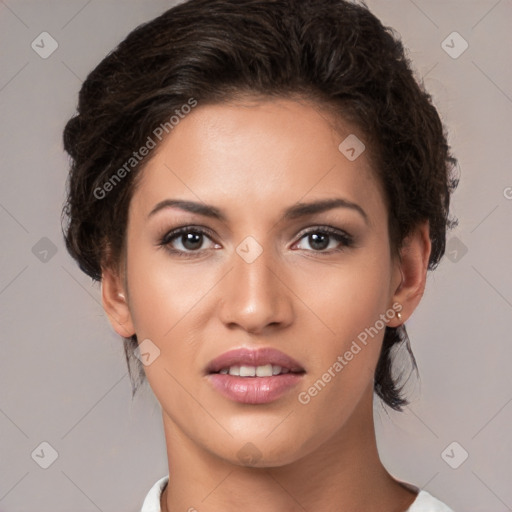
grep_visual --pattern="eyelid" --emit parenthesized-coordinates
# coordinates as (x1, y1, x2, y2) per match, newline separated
(158, 223, 354, 258)
(294, 224, 352, 240)
(160, 225, 216, 243)
(158, 225, 219, 254)
(159, 224, 352, 242)
(292, 225, 354, 251)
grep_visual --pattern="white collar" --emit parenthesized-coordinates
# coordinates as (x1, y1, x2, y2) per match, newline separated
(140, 475, 455, 512)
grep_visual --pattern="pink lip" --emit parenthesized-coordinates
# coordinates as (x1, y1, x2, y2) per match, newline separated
(205, 347, 306, 405)
(207, 373, 304, 404)
(205, 347, 305, 374)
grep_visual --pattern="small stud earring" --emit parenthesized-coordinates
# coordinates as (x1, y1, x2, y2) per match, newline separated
(397, 312, 403, 321)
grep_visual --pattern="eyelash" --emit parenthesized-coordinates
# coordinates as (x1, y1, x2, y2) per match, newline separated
(157, 225, 354, 258)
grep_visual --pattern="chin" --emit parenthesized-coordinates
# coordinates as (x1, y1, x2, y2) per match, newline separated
(228, 446, 302, 469)
(205, 432, 314, 469)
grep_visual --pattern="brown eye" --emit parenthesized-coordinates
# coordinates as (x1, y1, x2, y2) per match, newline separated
(159, 226, 218, 256)
(294, 227, 353, 253)
(176, 231, 204, 251)
(306, 232, 330, 251)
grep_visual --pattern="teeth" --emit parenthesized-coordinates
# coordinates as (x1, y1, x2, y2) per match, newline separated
(228, 365, 240, 376)
(219, 364, 292, 377)
(240, 365, 256, 377)
(256, 364, 273, 377)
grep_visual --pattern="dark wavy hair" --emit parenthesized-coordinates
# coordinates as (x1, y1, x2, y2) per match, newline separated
(61, 0, 458, 410)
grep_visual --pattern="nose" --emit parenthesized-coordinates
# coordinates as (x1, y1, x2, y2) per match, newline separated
(218, 242, 294, 335)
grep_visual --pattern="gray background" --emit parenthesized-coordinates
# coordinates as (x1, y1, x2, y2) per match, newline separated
(1, 1, 511, 511)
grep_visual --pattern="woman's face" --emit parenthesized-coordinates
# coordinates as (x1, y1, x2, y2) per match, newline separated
(112, 97, 405, 465)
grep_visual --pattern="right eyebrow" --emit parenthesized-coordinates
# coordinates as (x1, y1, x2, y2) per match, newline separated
(148, 199, 227, 222)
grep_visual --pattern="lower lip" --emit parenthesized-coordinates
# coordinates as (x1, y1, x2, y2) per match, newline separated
(207, 373, 304, 404)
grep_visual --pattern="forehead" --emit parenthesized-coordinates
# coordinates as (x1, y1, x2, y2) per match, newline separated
(130, 97, 385, 223)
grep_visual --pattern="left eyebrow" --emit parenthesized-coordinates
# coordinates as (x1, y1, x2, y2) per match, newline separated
(147, 197, 368, 225)
(282, 198, 368, 224)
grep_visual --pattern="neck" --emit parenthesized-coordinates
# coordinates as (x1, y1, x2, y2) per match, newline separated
(160, 386, 417, 512)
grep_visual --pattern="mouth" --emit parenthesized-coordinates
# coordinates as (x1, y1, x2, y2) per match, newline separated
(205, 346, 306, 376)
(205, 347, 306, 404)
(210, 364, 304, 377)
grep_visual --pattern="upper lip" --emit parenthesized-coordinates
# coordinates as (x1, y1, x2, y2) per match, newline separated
(206, 347, 306, 374)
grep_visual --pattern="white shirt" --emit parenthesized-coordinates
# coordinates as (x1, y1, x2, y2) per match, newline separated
(140, 475, 455, 511)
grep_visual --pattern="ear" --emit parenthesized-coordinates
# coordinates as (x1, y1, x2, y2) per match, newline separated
(388, 221, 431, 327)
(100, 266, 136, 338)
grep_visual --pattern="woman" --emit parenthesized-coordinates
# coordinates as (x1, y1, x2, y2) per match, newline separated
(61, 0, 458, 510)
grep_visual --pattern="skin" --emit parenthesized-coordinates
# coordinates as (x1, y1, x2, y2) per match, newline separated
(101, 96, 431, 512)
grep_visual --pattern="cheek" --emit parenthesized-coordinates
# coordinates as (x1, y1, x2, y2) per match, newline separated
(303, 252, 392, 344)
(293, 270, 390, 440)
(123, 242, 221, 400)
(124, 248, 208, 408)
(125, 244, 207, 340)
(297, 247, 393, 395)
